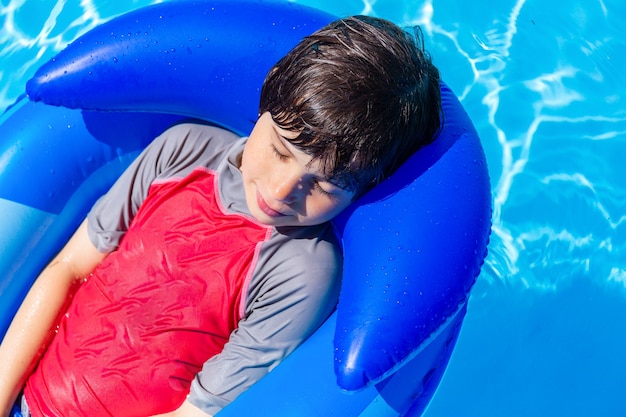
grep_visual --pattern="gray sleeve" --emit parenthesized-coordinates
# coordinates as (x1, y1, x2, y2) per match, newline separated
(188, 226, 342, 415)
(87, 123, 239, 252)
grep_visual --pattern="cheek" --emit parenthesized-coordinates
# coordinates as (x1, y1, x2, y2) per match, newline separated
(240, 144, 263, 179)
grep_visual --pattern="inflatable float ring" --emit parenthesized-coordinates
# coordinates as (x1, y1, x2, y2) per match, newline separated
(0, 1, 491, 415)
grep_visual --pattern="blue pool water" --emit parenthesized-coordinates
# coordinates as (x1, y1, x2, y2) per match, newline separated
(1, 0, 625, 415)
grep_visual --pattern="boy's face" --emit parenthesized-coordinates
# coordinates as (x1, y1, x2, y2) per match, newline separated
(240, 112, 355, 227)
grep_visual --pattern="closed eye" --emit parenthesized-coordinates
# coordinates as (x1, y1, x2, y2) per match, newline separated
(313, 180, 334, 198)
(271, 143, 290, 162)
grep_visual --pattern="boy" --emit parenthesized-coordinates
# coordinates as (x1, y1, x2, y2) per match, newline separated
(0, 15, 441, 417)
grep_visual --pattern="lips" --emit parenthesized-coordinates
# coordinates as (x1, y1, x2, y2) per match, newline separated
(256, 191, 287, 218)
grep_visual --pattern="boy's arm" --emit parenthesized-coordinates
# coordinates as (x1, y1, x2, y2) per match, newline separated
(187, 228, 342, 415)
(0, 220, 106, 417)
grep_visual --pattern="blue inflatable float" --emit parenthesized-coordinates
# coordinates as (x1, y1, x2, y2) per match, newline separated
(0, 1, 491, 415)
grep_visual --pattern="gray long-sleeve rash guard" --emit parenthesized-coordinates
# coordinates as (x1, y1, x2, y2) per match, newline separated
(86, 123, 342, 415)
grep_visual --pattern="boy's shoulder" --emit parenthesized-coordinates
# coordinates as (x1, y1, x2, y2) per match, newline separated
(164, 122, 241, 149)
(262, 223, 342, 278)
(153, 122, 243, 174)
(243, 222, 342, 315)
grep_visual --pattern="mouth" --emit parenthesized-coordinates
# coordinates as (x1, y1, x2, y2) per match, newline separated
(256, 191, 288, 218)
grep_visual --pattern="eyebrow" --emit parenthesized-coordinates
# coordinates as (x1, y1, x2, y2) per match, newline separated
(271, 123, 357, 194)
(273, 130, 349, 191)
(272, 125, 298, 154)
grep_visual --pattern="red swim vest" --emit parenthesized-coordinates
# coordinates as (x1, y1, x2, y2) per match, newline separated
(25, 168, 271, 416)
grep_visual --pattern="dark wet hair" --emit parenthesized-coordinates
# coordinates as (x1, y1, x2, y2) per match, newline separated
(259, 15, 442, 195)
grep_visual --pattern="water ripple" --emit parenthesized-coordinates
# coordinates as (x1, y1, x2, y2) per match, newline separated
(402, 0, 626, 292)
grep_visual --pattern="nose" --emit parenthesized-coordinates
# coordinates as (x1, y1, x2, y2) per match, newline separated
(270, 173, 305, 204)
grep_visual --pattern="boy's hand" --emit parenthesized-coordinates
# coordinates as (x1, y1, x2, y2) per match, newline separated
(150, 399, 212, 417)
